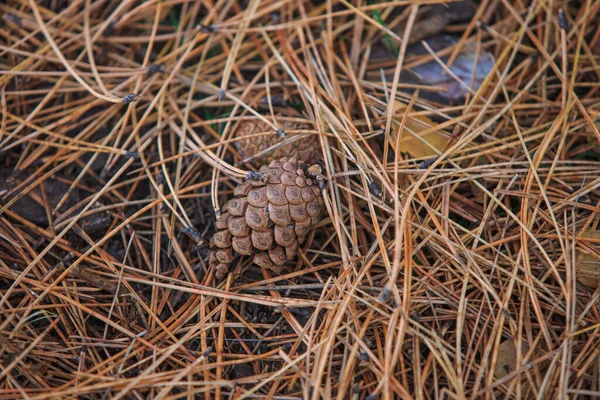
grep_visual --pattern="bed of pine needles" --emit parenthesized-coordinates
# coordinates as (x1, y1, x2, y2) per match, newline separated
(1, 0, 600, 398)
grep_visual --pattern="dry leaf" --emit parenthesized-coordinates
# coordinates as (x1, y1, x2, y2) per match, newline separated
(577, 230, 600, 288)
(391, 101, 451, 159)
(373, 35, 496, 104)
(494, 339, 518, 380)
(404, 35, 495, 103)
(494, 339, 545, 396)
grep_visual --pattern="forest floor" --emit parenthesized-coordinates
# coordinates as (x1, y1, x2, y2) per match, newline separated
(1, 0, 600, 398)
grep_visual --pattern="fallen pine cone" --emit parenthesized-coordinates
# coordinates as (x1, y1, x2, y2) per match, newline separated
(235, 117, 320, 165)
(209, 157, 324, 279)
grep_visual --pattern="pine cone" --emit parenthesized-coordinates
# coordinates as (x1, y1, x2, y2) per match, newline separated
(235, 117, 320, 165)
(209, 157, 324, 279)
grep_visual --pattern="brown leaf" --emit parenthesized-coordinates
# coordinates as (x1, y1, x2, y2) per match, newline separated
(577, 230, 600, 288)
(494, 339, 518, 380)
(392, 101, 451, 159)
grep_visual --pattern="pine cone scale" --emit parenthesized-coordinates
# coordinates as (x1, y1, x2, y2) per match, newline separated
(248, 187, 268, 207)
(274, 225, 295, 247)
(228, 216, 249, 237)
(245, 206, 270, 230)
(252, 229, 274, 250)
(232, 236, 252, 255)
(266, 184, 287, 205)
(289, 203, 309, 222)
(227, 198, 248, 216)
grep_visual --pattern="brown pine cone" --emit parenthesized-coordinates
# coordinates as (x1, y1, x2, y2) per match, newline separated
(235, 117, 320, 165)
(209, 157, 324, 279)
